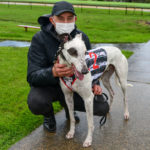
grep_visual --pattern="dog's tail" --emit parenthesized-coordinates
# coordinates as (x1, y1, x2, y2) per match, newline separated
(115, 74, 133, 87)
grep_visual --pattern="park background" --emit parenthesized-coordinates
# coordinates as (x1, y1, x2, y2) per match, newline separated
(0, 0, 150, 149)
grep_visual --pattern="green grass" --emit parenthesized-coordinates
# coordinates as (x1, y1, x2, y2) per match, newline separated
(122, 50, 133, 59)
(0, 47, 62, 150)
(0, 2, 143, 150)
(0, 4, 150, 43)
(2, 0, 150, 8)
(0, 47, 132, 150)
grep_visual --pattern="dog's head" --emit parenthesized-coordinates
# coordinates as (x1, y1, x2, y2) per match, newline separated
(62, 33, 89, 80)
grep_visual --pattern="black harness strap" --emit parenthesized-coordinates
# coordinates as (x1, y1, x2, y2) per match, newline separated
(53, 45, 65, 64)
(53, 33, 72, 64)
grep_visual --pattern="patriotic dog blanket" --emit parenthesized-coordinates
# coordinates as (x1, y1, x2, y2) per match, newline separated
(60, 47, 107, 91)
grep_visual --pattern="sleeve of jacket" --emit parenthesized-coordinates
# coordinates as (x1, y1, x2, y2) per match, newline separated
(27, 33, 59, 86)
(82, 33, 91, 50)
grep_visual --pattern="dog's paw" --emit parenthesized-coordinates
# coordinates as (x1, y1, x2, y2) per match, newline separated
(66, 131, 74, 139)
(83, 138, 92, 147)
(124, 112, 129, 120)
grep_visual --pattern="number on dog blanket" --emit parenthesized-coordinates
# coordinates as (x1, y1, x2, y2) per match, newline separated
(89, 52, 99, 70)
(85, 47, 107, 82)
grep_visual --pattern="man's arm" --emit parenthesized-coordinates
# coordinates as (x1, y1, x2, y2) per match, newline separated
(27, 34, 59, 86)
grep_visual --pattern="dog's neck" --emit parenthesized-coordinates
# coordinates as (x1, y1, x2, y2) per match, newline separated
(58, 54, 71, 67)
(56, 33, 72, 67)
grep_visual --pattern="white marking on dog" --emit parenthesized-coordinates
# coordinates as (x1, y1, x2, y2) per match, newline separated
(58, 33, 130, 147)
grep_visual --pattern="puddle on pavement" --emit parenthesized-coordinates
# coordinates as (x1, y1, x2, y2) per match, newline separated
(0, 40, 30, 47)
(92, 41, 149, 52)
(0, 40, 150, 51)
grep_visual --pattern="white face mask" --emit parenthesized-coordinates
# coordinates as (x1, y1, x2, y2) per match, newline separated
(53, 19, 75, 35)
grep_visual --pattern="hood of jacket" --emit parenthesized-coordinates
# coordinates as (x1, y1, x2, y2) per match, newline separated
(38, 14, 53, 33)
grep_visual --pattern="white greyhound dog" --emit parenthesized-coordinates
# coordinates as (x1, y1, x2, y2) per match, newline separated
(57, 33, 130, 147)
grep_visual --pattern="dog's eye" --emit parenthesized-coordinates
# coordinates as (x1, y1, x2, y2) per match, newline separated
(67, 47, 78, 57)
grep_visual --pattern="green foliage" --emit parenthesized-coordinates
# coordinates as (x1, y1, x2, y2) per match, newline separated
(0, 47, 62, 150)
(0, 2, 142, 150)
(122, 50, 134, 59)
(1, 0, 150, 8)
(76, 8, 150, 43)
(0, 47, 132, 150)
(0, 4, 150, 43)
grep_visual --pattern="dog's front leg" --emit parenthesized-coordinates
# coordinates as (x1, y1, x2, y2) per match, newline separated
(64, 92, 75, 139)
(80, 92, 94, 147)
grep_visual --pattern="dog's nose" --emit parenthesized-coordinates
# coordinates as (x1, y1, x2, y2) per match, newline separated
(81, 66, 89, 74)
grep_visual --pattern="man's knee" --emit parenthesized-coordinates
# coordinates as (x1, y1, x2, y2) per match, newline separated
(27, 87, 52, 116)
(27, 93, 42, 115)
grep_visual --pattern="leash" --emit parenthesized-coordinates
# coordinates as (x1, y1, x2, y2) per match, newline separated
(53, 44, 65, 64)
(99, 93, 109, 127)
(100, 116, 107, 127)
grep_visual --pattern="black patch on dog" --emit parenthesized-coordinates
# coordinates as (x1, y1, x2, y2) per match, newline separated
(67, 47, 78, 57)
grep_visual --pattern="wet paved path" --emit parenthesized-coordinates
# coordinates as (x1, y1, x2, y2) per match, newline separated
(9, 41, 150, 150)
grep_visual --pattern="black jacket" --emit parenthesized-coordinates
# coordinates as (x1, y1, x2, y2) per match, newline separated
(27, 14, 91, 87)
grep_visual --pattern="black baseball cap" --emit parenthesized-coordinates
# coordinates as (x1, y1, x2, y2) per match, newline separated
(52, 1, 76, 16)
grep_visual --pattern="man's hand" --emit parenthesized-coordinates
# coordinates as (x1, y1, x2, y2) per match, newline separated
(52, 60, 74, 77)
(92, 84, 102, 95)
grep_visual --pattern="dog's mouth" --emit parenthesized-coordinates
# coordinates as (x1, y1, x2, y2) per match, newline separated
(72, 64, 84, 80)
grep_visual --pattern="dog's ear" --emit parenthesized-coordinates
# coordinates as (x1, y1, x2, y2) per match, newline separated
(75, 33, 82, 40)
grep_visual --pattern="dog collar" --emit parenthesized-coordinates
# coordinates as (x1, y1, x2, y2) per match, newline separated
(60, 74, 77, 91)
(53, 33, 72, 64)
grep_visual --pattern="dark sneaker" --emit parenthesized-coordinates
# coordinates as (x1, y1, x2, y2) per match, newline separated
(43, 115, 56, 132)
(66, 111, 80, 123)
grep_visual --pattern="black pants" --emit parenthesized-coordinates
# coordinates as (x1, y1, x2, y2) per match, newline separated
(27, 85, 85, 117)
